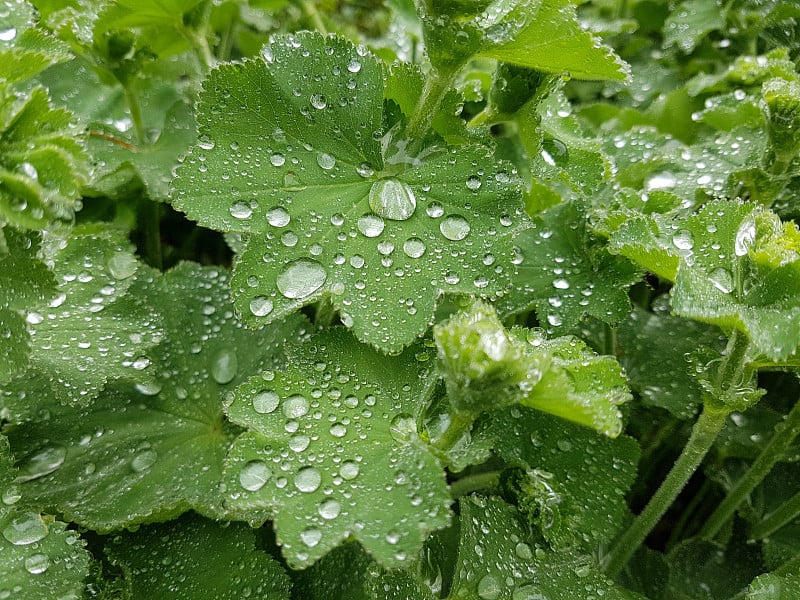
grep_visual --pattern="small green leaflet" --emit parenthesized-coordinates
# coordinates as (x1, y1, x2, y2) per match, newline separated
(0, 435, 90, 600)
(172, 31, 529, 352)
(6, 263, 307, 531)
(663, 0, 726, 54)
(501, 201, 641, 333)
(476, 0, 631, 81)
(107, 514, 291, 600)
(222, 328, 450, 568)
(2, 228, 161, 406)
(0, 86, 89, 230)
(746, 571, 800, 599)
(612, 200, 800, 363)
(0, 0, 71, 84)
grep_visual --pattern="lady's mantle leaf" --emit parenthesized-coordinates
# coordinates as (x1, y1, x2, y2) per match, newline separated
(6, 263, 307, 531)
(222, 328, 450, 569)
(611, 200, 800, 362)
(107, 514, 291, 600)
(0, 435, 90, 600)
(172, 31, 529, 352)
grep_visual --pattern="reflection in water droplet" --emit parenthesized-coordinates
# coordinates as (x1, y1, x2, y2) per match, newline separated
(329, 423, 347, 437)
(734, 217, 756, 256)
(709, 267, 734, 293)
(317, 153, 336, 170)
(230, 202, 252, 219)
(440, 215, 471, 241)
(266, 207, 291, 227)
(369, 178, 416, 221)
(318, 499, 341, 520)
(210, 347, 238, 384)
(552, 278, 570, 290)
(276, 259, 327, 298)
(290, 434, 311, 452)
(253, 390, 280, 414)
(250, 296, 273, 317)
(301, 527, 323, 547)
(131, 449, 157, 472)
(672, 229, 694, 250)
(108, 252, 137, 280)
(240, 460, 271, 491)
(2, 512, 47, 545)
(339, 460, 360, 480)
(283, 394, 310, 418)
(477, 574, 501, 600)
(403, 238, 426, 258)
(310, 94, 327, 109)
(16, 445, 67, 483)
(295, 467, 322, 492)
(24, 552, 51, 575)
(357, 214, 385, 238)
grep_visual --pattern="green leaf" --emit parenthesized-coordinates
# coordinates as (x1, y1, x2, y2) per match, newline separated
(447, 495, 642, 599)
(172, 31, 529, 352)
(746, 571, 800, 599)
(477, 0, 630, 81)
(2, 228, 161, 406)
(483, 410, 640, 550)
(6, 263, 308, 531)
(222, 328, 451, 568)
(0, 86, 89, 229)
(0, 434, 91, 600)
(106, 514, 291, 600)
(617, 304, 725, 419)
(501, 201, 641, 333)
(0, 0, 72, 83)
(290, 542, 374, 600)
(663, 0, 726, 54)
(0, 308, 29, 384)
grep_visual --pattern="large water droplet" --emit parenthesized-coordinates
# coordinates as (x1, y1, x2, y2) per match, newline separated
(477, 574, 502, 600)
(253, 390, 280, 414)
(369, 178, 416, 221)
(310, 94, 327, 109)
(2, 513, 48, 545)
(709, 267, 734, 293)
(301, 527, 323, 547)
(250, 296, 273, 317)
(317, 153, 336, 170)
(16, 445, 67, 483)
(210, 348, 238, 384)
(108, 252, 137, 280)
(318, 499, 341, 520)
(295, 467, 321, 492)
(24, 553, 50, 575)
(283, 394, 310, 418)
(276, 259, 327, 299)
(440, 215, 471, 241)
(402, 237, 426, 258)
(229, 202, 252, 219)
(266, 207, 290, 227)
(734, 217, 756, 256)
(357, 214, 385, 237)
(339, 460, 360, 480)
(131, 449, 157, 472)
(240, 460, 271, 491)
(672, 229, 694, 250)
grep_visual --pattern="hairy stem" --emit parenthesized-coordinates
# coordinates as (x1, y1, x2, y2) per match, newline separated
(450, 471, 502, 498)
(603, 405, 729, 578)
(299, 0, 327, 34)
(750, 489, 800, 541)
(140, 199, 163, 270)
(404, 68, 457, 149)
(122, 84, 145, 145)
(434, 412, 475, 453)
(701, 398, 800, 540)
(314, 296, 337, 328)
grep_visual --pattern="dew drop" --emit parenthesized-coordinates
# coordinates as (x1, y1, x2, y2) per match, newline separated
(318, 499, 341, 519)
(709, 267, 734, 293)
(283, 394, 310, 418)
(552, 278, 570, 290)
(440, 215, 471, 241)
(301, 527, 322, 547)
(131, 449, 157, 473)
(290, 434, 311, 452)
(357, 214, 385, 237)
(347, 58, 362, 73)
(317, 153, 336, 170)
(466, 176, 482, 190)
(270, 153, 286, 167)
(295, 467, 322, 492)
(249, 296, 274, 317)
(329, 422, 347, 437)
(240, 460, 271, 491)
(0, 28, 17, 42)
(210, 347, 238, 384)
(403, 237, 426, 258)
(229, 202, 252, 219)
(2, 513, 47, 545)
(108, 252, 137, 280)
(24, 553, 50, 575)
(253, 390, 280, 414)
(266, 207, 291, 227)
(734, 217, 756, 256)
(477, 574, 501, 600)
(426, 203, 444, 218)
(369, 178, 417, 220)
(672, 229, 694, 250)
(16, 445, 67, 483)
(339, 460, 360, 480)
(310, 94, 327, 109)
(276, 259, 327, 299)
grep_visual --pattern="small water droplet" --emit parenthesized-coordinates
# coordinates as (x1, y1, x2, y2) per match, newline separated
(734, 217, 756, 256)
(357, 214, 385, 237)
(427, 203, 444, 218)
(477, 574, 501, 600)
(317, 153, 336, 170)
(295, 467, 322, 492)
(369, 178, 417, 220)
(16, 445, 67, 483)
(440, 215, 471, 241)
(0, 28, 17, 42)
(266, 207, 290, 227)
(253, 390, 280, 414)
(210, 348, 238, 384)
(301, 527, 322, 547)
(672, 229, 694, 250)
(250, 296, 274, 317)
(310, 94, 327, 109)
(645, 171, 676, 190)
(339, 460, 360, 480)
(240, 460, 271, 491)
(283, 394, 310, 418)
(276, 259, 327, 298)
(290, 434, 311, 452)
(270, 153, 286, 167)
(318, 499, 341, 519)
(466, 176, 482, 190)
(347, 58, 362, 73)
(403, 238, 426, 258)
(329, 423, 347, 437)
(131, 449, 157, 472)
(24, 553, 50, 575)
(230, 202, 252, 219)
(197, 135, 215, 151)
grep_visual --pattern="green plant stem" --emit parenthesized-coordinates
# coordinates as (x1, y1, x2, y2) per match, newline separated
(299, 0, 327, 34)
(701, 398, 800, 540)
(603, 405, 730, 578)
(450, 471, 501, 498)
(434, 412, 475, 453)
(405, 68, 457, 148)
(122, 84, 145, 145)
(750, 488, 800, 540)
(314, 297, 337, 328)
(141, 199, 163, 270)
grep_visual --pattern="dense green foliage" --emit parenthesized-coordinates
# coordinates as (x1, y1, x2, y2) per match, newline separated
(1, 0, 799, 597)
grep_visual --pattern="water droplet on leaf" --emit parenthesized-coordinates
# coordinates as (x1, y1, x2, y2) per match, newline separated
(276, 259, 327, 298)
(240, 460, 271, 491)
(210, 347, 238, 384)
(369, 178, 417, 221)
(440, 215, 471, 241)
